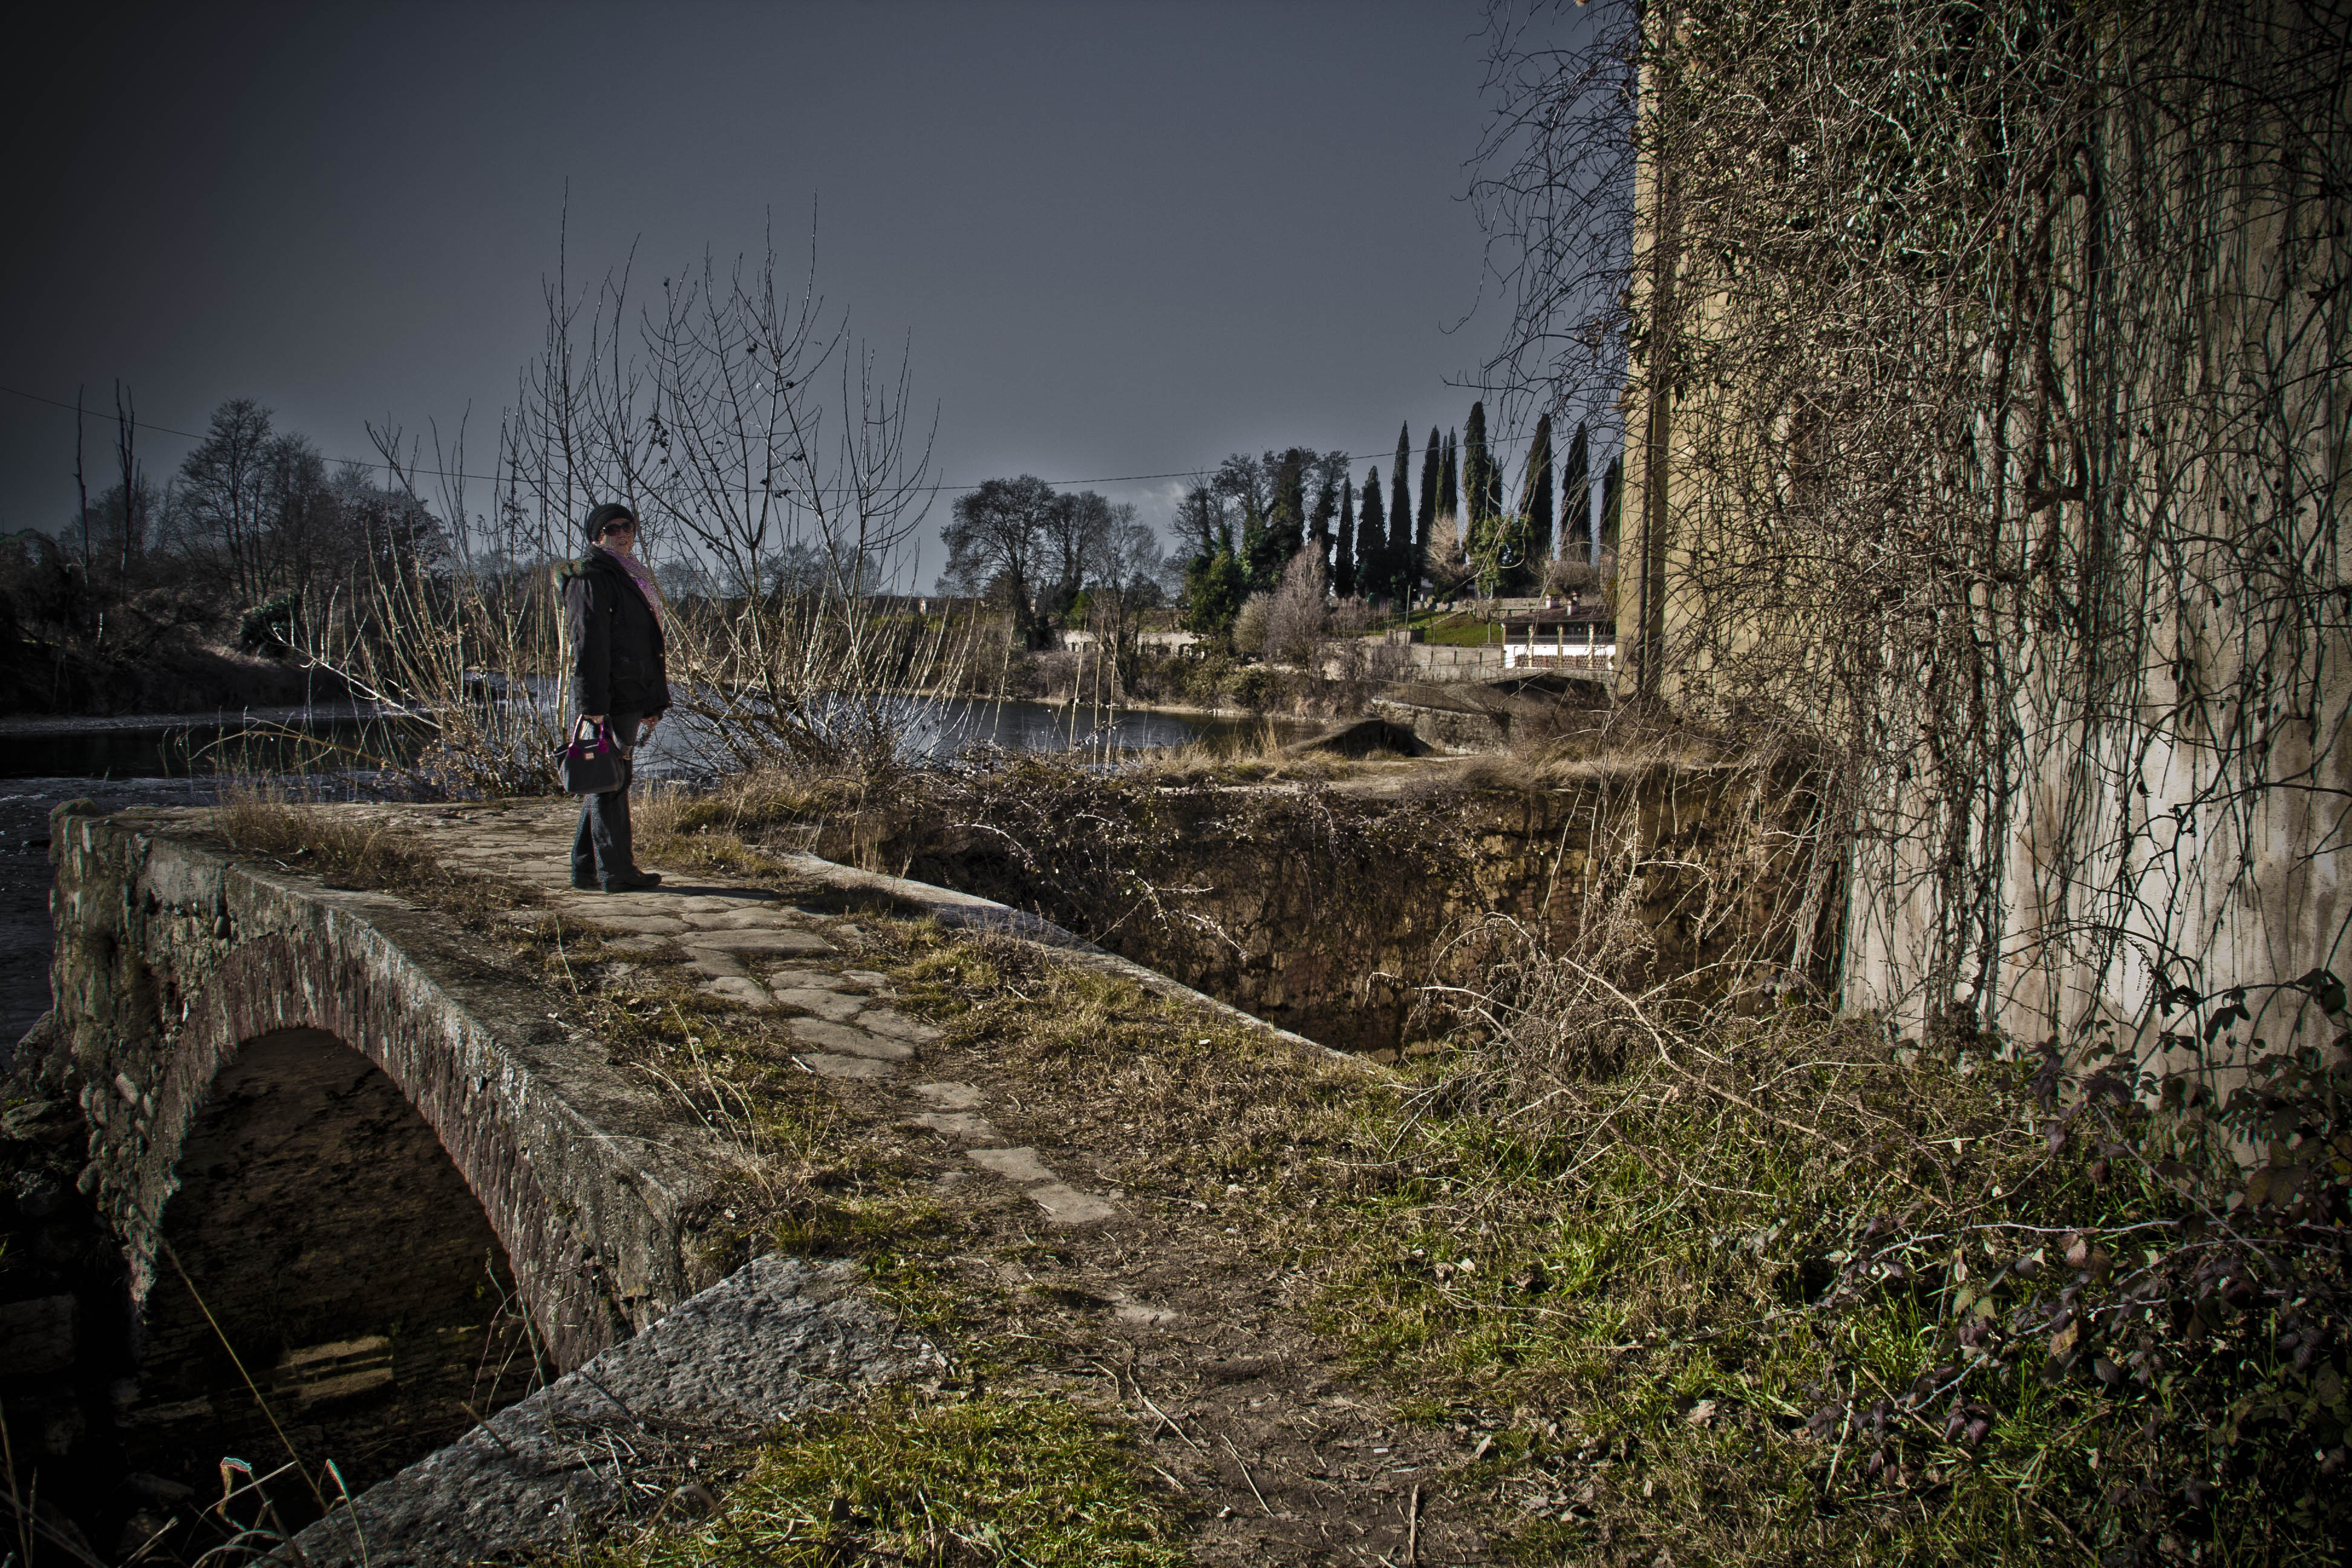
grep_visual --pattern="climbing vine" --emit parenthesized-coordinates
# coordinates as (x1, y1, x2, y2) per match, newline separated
(1483, 0, 2351, 1056)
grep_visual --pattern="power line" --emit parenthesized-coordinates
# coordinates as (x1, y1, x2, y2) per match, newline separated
(4, 381, 1607, 506)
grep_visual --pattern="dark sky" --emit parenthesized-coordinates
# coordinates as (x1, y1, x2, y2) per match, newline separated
(4, 1, 1593, 572)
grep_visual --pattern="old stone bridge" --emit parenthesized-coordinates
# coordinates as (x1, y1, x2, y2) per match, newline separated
(4, 795, 1352, 1564)
(22, 804, 765, 1492)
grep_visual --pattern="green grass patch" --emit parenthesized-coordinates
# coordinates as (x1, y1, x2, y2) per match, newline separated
(1413, 613, 1504, 647)
(572, 1390, 1187, 1568)
(1240, 1014, 2347, 1566)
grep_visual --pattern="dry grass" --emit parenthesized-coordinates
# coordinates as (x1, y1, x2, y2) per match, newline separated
(210, 785, 543, 920)
(214, 786, 454, 894)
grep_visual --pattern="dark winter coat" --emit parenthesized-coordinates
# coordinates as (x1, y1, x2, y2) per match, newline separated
(560, 547, 670, 718)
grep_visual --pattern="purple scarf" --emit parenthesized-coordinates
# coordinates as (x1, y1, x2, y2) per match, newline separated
(603, 546, 664, 630)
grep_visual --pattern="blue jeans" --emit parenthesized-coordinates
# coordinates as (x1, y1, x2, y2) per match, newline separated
(570, 712, 641, 887)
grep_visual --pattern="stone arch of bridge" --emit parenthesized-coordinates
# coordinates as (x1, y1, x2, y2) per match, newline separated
(128, 1025, 535, 1503)
(124, 929, 628, 1376)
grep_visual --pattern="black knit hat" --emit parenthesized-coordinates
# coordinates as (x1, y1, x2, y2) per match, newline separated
(584, 501, 638, 541)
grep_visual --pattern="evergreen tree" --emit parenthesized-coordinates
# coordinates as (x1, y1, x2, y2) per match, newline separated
(1521, 412, 1555, 566)
(1462, 401, 1493, 564)
(1561, 422, 1591, 562)
(1183, 549, 1248, 640)
(1217, 452, 1279, 589)
(1440, 430, 1459, 525)
(1250, 446, 1309, 590)
(1417, 426, 1439, 574)
(1390, 424, 1414, 606)
(1334, 475, 1356, 598)
(1274, 448, 1308, 555)
(1463, 402, 1491, 518)
(1308, 452, 1342, 570)
(1601, 449, 1624, 548)
(1383, 446, 1402, 606)
(1357, 466, 1387, 603)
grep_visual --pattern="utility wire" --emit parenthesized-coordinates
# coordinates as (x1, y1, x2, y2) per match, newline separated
(3, 380, 1606, 500)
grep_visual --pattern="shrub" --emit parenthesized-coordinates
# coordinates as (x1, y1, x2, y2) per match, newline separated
(1262, 550, 1327, 667)
(1229, 592, 1270, 658)
(1223, 664, 1280, 711)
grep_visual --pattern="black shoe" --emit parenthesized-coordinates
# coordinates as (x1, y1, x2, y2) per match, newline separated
(601, 869, 663, 892)
(570, 872, 599, 890)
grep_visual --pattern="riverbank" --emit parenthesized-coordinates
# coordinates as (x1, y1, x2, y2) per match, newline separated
(22, 791, 2301, 1566)
(0, 616, 350, 719)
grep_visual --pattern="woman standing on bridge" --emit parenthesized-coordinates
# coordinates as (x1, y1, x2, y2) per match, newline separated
(561, 502, 670, 892)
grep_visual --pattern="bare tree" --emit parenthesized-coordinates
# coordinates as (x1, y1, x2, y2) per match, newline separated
(1262, 546, 1328, 668)
(448, 212, 949, 776)
(1081, 501, 1170, 691)
(941, 475, 1061, 649)
(1041, 489, 1119, 623)
(1472, 1, 1640, 445)
(111, 382, 140, 584)
(169, 398, 284, 608)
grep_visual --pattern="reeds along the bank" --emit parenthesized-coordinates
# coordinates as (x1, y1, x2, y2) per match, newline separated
(660, 593, 987, 780)
(1119, 718, 1290, 780)
(302, 560, 992, 797)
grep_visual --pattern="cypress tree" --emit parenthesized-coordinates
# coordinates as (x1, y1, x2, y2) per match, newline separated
(1357, 466, 1387, 603)
(1309, 454, 1340, 567)
(1267, 448, 1307, 575)
(1458, 402, 1495, 566)
(1523, 412, 1554, 566)
(1463, 402, 1492, 536)
(1440, 430, 1459, 526)
(1417, 426, 1439, 575)
(1561, 422, 1591, 561)
(1601, 449, 1624, 548)
(1390, 426, 1416, 607)
(1334, 475, 1356, 598)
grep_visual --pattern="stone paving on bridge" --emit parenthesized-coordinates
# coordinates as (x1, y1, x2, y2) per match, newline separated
(360, 799, 1481, 1563)
(417, 801, 1127, 1230)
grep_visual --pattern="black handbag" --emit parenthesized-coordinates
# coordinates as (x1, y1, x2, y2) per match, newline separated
(560, 717, 627, 795)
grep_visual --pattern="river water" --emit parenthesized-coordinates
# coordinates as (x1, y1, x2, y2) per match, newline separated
(0, 697, 1296, 1057)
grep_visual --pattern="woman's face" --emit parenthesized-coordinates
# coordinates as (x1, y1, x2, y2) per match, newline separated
(600, 518, 638, 557)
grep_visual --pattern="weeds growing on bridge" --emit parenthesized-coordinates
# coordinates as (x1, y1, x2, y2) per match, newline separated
(562, 1388, 1184, 1568)
(214, 786, 445, 890)
(211, 786, 543, 921)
